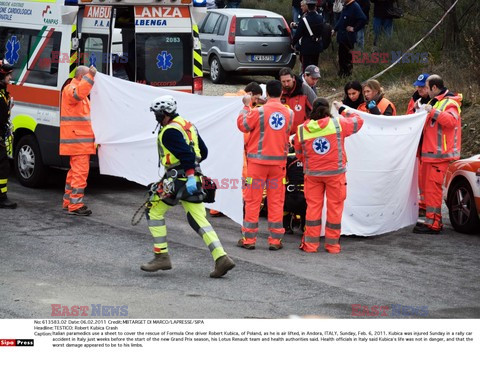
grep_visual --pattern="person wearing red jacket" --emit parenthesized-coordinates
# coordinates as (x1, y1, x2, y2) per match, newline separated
(279, 67, 315, 134)
(406, 73, 430, 217)
(413, 75, 462, 234)
(294, 98, 364, 253)
(237, 80, 294, 250)
(60, 65, 97, 216)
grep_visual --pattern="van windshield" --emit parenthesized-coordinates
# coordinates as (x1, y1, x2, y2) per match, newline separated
(236, 17, 287, 37)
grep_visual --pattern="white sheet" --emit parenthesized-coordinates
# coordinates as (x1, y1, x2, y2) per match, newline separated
(90, 73, 425, 236)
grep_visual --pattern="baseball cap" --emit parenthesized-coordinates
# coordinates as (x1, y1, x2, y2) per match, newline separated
(413, 73, 430, 87)
(305, 65, 320, 79)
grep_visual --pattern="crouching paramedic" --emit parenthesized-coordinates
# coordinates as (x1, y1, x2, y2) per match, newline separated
(141, 95, 235, 278)
(237, 80, 294, 250)
(294, 98, 363, 253)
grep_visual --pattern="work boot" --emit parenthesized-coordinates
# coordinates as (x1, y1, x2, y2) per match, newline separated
(237, 238, 255, 250)
(0, 196, 17, 209)
(412, 223, 441, 235)
(325, 244, 341, 254)
(210, 255, 235, 278)
(140, 253, 172, 272)
(68, 205, 92, 216)
(268, 241, 283, 251)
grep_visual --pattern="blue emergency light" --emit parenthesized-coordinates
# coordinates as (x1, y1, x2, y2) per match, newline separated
(64, 0, 78, 5)
(193, 0, 207, 7)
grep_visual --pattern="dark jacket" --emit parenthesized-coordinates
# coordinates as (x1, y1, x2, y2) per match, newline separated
(161, 119, 208, 172)
(0, 84, 11, 139)
(342, 93, 365, 110)
(334, 1, 367, 46)
(356, 0, 371, 22)
(292, 0, 302, 8)
(292, 10, 324, 55)
(371, 0, 394, 19)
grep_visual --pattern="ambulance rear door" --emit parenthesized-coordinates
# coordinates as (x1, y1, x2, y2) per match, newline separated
(134, 5, 194, 92)
(78, 5, 112, 74)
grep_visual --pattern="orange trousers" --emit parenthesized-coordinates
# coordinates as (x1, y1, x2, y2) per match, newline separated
(423, 161, 449, 231)
(301, 174, 347, 253)
(242, 161, 286, 245)
(418, 158, 427, 210)
(63, 155, 90, 211)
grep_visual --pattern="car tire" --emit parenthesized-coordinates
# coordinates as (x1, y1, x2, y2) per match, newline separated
(447, 178, 480, 234)
(209, 55, 226, 84)
(14, 135, 47, 188)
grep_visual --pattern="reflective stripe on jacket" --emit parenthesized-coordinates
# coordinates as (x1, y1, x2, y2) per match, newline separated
(59, 72, 95, 156)
(421, 91, 462, 163)
(237, 98, 293, 166)
(294, 110, 364, 176)
(158, 116, 201, 170)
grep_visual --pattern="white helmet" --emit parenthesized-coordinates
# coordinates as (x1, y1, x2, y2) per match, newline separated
(150, 95, 177, 114)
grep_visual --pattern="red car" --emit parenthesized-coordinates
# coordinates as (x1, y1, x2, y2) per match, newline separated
(443, 154, 480, 233)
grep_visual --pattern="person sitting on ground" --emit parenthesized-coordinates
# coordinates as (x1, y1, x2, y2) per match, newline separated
(358, 79, 396, 115)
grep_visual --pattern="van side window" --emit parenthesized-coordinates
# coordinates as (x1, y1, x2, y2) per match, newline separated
(201, 13, 221, 34)
(0, 28, 61, 87)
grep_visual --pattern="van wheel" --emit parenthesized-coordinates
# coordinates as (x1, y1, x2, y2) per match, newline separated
(447, 179, 480, 234)
(210, 56, 226, 84)
(14, 135, 47, 188)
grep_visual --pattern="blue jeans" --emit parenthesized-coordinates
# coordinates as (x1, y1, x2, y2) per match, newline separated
(356, 28, 365, 50)
(373, 17, 393, 46)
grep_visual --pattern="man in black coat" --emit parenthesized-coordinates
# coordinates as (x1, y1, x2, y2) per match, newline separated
(291, 0, 324, 72)
(333, 0, 366, 77)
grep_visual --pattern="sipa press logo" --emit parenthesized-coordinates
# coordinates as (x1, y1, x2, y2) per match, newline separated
(51, 304, 128, 317)
(0, 339, 34, 347)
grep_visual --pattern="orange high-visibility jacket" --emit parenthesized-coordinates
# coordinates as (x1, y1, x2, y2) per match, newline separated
(59, 72, 96, 156)
(237, 98, 293, 166)
(358, 97, 396, 115)
(294, 110, 364, 176)
(421, 90, 462, 163)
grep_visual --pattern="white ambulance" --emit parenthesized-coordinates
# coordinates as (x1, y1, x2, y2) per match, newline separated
(0, 0, 206, 187)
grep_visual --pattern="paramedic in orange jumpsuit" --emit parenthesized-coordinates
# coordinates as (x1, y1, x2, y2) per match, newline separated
(237, 80, 293, 250)
(60, 65, 96, 216)
(413, 75, 462, 234)
(406, 73, 430, 217)
(210, 82, 264, 217)
(294, 98, 364, 253)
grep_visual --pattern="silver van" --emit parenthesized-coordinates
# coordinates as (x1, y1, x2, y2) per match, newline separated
(199, 8, 296, 84)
